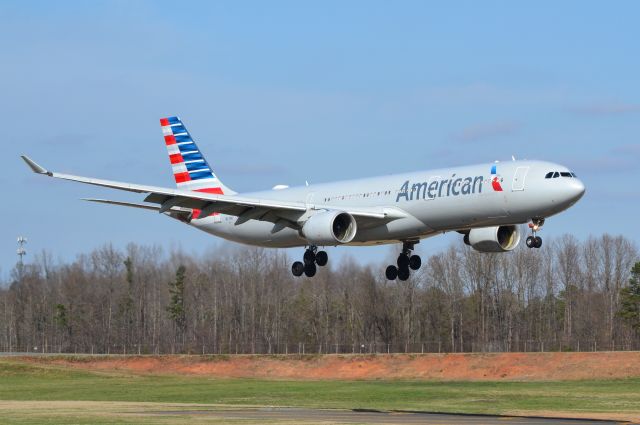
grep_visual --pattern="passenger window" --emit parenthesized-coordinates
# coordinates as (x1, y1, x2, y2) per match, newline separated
(545, 172, 553, 179)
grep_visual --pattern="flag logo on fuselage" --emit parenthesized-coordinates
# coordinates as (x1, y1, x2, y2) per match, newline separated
(490, 164, 503, 192)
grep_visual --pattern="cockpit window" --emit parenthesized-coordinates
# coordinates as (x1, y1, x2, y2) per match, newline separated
(546, 170, 578, 179)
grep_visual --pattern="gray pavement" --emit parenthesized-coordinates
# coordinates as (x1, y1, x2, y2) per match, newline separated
(147, 407, 627, 424)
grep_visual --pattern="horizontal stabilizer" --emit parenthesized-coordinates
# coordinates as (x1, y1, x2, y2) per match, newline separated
(82, 198, 161, 211)
(82, 198, 191, 214)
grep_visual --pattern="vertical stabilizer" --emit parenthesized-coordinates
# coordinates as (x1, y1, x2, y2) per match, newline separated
(160, 116, 236, 195)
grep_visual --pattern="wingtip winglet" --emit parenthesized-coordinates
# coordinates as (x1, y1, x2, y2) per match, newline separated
(21, 155, 51, 175)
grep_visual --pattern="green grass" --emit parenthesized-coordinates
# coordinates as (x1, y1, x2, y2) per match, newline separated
(0, 358, 639, 422)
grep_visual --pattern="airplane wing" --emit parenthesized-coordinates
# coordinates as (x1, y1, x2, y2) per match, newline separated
(22, 156, 405, 229)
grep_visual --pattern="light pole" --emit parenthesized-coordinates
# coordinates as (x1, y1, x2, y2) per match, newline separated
(14, 236, 28, 352)
(17, 236, 27, 278)
(17, 236, 27, 264)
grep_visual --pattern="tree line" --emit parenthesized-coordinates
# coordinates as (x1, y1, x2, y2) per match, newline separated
(1, 233, 639, 355)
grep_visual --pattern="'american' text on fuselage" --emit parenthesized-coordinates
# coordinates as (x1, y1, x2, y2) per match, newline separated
(396, 175, 485, 202)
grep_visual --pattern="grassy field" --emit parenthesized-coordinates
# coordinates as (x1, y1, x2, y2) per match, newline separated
(1, 358, 639, 424)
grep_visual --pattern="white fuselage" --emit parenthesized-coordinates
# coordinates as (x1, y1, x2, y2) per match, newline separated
(191, 160, 585, 248)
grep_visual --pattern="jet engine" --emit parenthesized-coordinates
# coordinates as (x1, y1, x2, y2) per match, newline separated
(301, 211, 357, 245)
(465, 225, 521, 252)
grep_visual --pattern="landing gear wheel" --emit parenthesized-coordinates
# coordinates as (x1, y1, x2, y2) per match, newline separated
(315, 251, 328, 267)
(526, 236, 535, 248)
(385, 265, 398, 280)
(409, 255, 422, 270)
(527, 218, 545, 249)
(303, 250, 316, 265)
(397, 254, 409, 269)
(292, 261, 304, 277)
(304, 262, 317, 277)
(534, 236, 542, 248)
(294, 246, 320, 278)
(397, 267, 410, 281)
(386, 241, 420, 280)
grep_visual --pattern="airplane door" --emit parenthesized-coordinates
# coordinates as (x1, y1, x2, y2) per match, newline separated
(305, 192, 315, 209)
(512, 167, 529, 191)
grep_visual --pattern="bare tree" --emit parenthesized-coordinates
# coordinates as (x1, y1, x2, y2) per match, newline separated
(0, 235, 638, 354)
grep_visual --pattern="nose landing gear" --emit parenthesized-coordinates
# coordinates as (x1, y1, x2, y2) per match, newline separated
(292, 246, 329, 278)
(526, 218, 544, 249)
(385, 241, 421, 281)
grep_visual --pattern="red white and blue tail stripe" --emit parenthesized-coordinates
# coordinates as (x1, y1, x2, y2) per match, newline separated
(160, 116, 235, 195)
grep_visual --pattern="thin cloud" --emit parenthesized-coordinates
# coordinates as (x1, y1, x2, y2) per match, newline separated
(37, 134, 91, 151)
(565, 143, 640, 174)
(423, 83, 567, 106)
(568, 157, 634, 173)
(597, 190, 640, 201)
(218, 163, 286, 176)
(451, 121, 521, 143)
(611, 144, 640, 157)
(572, 102, 640, 116)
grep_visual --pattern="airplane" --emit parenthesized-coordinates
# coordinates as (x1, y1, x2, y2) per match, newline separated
(22, 116, 585, 281)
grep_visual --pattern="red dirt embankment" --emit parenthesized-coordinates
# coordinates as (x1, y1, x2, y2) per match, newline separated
(17, 352, 640, 381)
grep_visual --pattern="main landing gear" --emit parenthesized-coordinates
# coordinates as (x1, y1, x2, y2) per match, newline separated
(385, 241, 421, 281)
(291, 246, 328, 278)
(525, 218, 545, 249)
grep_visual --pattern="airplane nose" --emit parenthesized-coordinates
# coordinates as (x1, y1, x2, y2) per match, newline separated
(567, 179, 586, 202)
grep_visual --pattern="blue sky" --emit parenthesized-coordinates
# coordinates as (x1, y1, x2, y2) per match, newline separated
(1, 1, 639, 276)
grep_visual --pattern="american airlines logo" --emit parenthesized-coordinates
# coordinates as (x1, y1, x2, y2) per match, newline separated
(395, 166, 503, 202)
(490, 164, 503, 192)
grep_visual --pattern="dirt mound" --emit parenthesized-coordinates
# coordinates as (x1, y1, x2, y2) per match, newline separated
(16, 352, 640, 381)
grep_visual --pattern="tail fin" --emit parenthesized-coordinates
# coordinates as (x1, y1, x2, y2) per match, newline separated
(160, 116, 235, 195)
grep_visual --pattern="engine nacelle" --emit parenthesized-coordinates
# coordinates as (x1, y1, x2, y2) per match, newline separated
(301, 211, 357, 245)
(467, 225, 521, 252)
